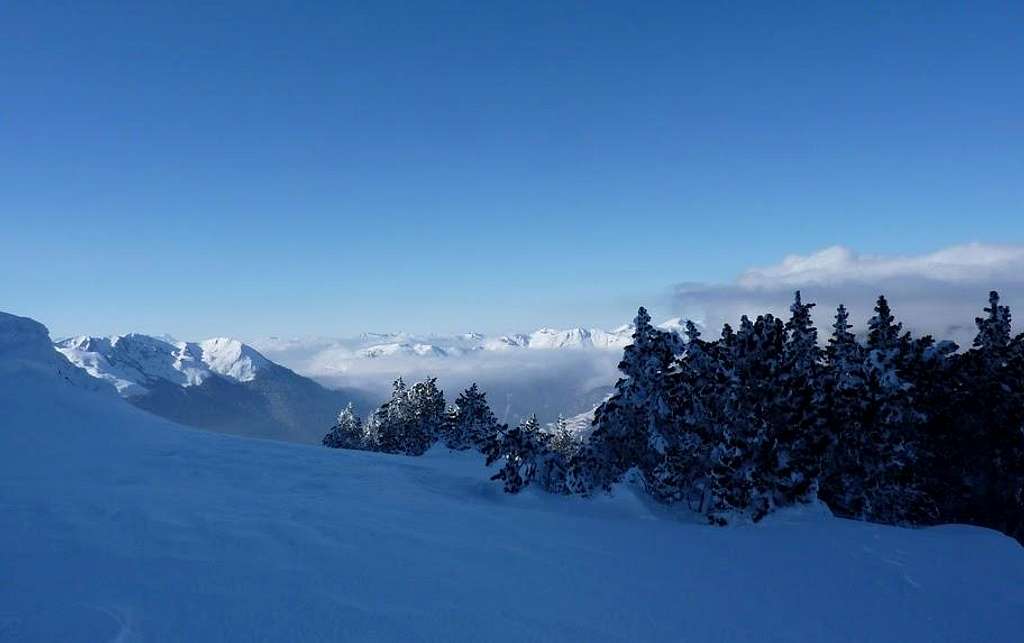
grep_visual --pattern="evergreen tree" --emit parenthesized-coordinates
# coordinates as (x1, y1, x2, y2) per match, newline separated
(974, 290, 1012, 351)
(322, 402, 364, 449)
(535, 419, 574, 494)
(444, 383, 500, 451)
(772, 291, 828, 505)
(362, 378, 409, 453)
(564, 441, 608, 496)
(547, 416, 581, 458)
(858, 296, 933, 524)
(902, 333, 960, 522)
(949, 292, 1024, 539)
(669, 319, 731, 514)
(867, 295, 902, 351)
(587, 306, 682, 495)
(405, 377, 446, 455)
(819, 305, 871, 518)
(364, 377, 444, 456)
(710, 314, 785, 523)
(474, 290, 1024, 542)
(484, 415, 542, 494)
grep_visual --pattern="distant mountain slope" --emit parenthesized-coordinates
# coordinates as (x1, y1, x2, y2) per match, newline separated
(3, 310, 1023, 642)
(56, 333, 373, 443)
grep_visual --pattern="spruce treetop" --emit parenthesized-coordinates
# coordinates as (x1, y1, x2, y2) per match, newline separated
(867, 295, 902, 349)
(974, 290, 1012, 351)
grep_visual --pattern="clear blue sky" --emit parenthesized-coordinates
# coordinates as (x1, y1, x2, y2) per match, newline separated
(2, 1, 1021, 339)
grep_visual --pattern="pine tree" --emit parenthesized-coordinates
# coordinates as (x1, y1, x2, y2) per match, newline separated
(819, 305, 871, 518)
(950, 292, 1024, 539)
(668, 319, 729, 514)
(484, 415, 542, 494)
(444, 383, 500, 451)
(547, 416, 581, 458)
(867, 295, 902, 351)
(405, 377, 445, 455)
(902, 333, 960, 523)
(709, 314, 786, 523)
(322, 402, 364, 449)
(535, 419, 574, 494)
(772, 291, 827, 505)
(364, 377, 444, 456)
(362, 378, 408, 453)
(859, 296, 933, 524)
(587, 306, 682, 495)
(974, 290, 1012, 351)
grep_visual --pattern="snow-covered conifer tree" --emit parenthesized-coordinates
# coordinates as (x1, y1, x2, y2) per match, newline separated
(858, 296, 932, 524)
(404, 377, 445, 455)
(322, 402, 364, 449)
(819, 305, 871, 517)
(444, 383, 500, 451)
(705, 314, 784, 523)
(772, 291, 827, 505)
(547, 416, 581, 458)
(974, 290, 1012, 352)
(665, 319, 726, 511)
(587, 306, 681, 494)
(484, 415, 542, 494)
(362, 377, 444, 456)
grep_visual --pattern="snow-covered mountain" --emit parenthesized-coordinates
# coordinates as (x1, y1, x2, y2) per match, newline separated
(56, 333, 372, 444)
(3, 310, 1023, 642)
(56, 334, 270, 396)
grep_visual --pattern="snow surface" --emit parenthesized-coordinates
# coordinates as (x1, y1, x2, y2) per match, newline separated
(3, 313, 1024, 642)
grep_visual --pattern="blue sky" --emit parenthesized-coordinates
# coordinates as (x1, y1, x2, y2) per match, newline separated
(2, 2, 1021, 339)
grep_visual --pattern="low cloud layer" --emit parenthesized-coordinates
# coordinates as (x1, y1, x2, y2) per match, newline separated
(672, 243, 1024, 346)
(322, 349, 621, 426)
(255, 338, 622, 426)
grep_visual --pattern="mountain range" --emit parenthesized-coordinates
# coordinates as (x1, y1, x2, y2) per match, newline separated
(56, 333, 374, 444)
(51, 319, 685, 443)
(249, 319, 689, 376)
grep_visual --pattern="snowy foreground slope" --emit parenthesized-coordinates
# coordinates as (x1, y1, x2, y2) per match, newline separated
(2, 315, 1024, 642)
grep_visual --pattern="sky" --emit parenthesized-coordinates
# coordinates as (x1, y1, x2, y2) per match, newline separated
(1, 1, 1022, 340)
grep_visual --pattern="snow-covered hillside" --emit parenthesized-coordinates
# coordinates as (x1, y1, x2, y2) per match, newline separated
(2, 311, 1023, 641)
(55, 331, 373, 443)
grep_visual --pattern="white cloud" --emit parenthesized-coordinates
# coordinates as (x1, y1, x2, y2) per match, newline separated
(672, 243, 1024, 346)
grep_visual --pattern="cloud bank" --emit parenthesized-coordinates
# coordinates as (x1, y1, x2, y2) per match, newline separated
(253, 337, 622, 426)
(672, 243, 1024, 346)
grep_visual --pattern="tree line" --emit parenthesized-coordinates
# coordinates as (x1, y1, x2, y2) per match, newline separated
(323, 291, 1024, 542)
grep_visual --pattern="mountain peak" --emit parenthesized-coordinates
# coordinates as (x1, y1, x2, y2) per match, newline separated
(55, 332, 273, 395)
(197, 337, 270, 382)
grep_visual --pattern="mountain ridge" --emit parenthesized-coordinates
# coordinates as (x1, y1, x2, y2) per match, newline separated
(54, 330, 373, 444)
